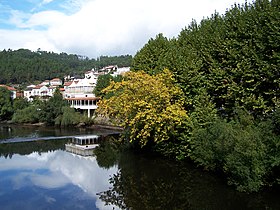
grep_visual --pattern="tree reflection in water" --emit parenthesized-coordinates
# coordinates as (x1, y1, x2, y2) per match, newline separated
(0, 139, 67, 158)
(96, 145, 280, 210)
(94, 137, 120, 169)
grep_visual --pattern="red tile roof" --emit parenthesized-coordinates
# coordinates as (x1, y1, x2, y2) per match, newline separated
(0, 85, 16, 91)
(51, 78, 61, 81)
(64, 81, 73, 86)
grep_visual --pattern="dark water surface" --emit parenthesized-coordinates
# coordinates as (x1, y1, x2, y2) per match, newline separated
(0, 125, 279, 210)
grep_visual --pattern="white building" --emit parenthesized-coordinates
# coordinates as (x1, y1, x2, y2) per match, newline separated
(24, 77, 63, 101)
(64, 70, 98, 99)
(111, 67, 130, 77)
(23, 66, 130, 117)
(64, 66, 130, 117)
(64, 70, 99, 117)
(24, 85, 56, 101)
(50, 78, 62, 86)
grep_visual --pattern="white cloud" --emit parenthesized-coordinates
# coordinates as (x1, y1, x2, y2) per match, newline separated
(42, 0, 54, 4)
(0, 150, 119, 209)
(9, 10, 31, 28)
(0, 29, 58, 52)
(30, 171, 70, 189)
(0, 0, 253, 58)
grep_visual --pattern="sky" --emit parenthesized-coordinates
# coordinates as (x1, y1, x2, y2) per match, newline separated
(0, 0, 253, 58)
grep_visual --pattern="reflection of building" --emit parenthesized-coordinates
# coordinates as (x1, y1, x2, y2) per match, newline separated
(65, 135, 100, 156)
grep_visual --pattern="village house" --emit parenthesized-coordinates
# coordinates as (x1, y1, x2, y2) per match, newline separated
(50, 78, 62, 86)
(24, 84, 56, 101)
(23, 85, 55, 101)
(40, 80, 50, 86)
(0, 85, 17, 99)
(22, 65, 130, 117)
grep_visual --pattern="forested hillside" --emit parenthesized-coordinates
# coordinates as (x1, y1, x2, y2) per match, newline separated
(0, 49, 132, 84)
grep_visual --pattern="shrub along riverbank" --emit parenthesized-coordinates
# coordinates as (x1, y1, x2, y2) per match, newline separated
(97, 0, 280, 193)
(0, 87, 93, 127)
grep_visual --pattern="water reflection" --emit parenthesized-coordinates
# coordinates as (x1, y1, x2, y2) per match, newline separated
(0, 124, 117, 143)
(0, 150, 118, 210)
(1, 127, 280, 210)
(97, 151, 280, 210)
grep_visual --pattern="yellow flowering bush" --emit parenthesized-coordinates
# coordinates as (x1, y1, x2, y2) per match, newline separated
(97, 69, 189, 147)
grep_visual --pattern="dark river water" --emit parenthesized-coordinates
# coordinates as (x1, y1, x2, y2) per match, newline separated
(0, 124, 279, 210)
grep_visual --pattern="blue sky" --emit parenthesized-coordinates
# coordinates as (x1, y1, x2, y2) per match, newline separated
(0, 0, 81, 29)
(0, 0, 253, 58)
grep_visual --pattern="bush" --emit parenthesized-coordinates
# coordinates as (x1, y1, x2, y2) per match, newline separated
(189, 109, 276, 192)
(55, 107, 81, 127)
(12, 106, 40, 124)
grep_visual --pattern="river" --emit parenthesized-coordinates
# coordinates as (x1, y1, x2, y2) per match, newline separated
(0, 124, 279, 210)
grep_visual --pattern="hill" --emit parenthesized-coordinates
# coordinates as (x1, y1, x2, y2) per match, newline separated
(0, 49, 132, 84)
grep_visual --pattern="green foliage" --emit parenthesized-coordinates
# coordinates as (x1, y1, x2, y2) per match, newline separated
(131, 33, 170, 75)
(190, 108, 280, 192)
(96, 55, 132, 69)
(0, 87, 14, 121)
(40, 88, 68, 125)
(11, 105, 40, 124)
(132, 0, 280, 118)
(13, 98, 29, 111)
(55, 106, 81, 127)
(130, 1, 280, 192)
(189, 89, 218, 127)
(0, 49, 132, 84)
(94, 137, 120, 169)
(271, 106, 280, 135)
(94, 74, 123, 98)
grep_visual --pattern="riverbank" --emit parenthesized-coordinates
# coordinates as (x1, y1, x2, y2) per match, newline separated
(1, 120, 123, 132)
(90, 124, 124, 131)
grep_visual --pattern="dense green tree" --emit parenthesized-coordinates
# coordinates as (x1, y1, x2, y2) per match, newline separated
(126, 0, 280, 192)
(131, 33, 170, 75)
(0, 87, 13, 121)
(40, 88, 68, 125)
(189, 108, 280, 192)
(11, 105, 40, 124)
(94, 74, 123, 98)
(132, 0, 280, 118)
(55, 106, 82, 127)
(13, 97, 29, 111)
